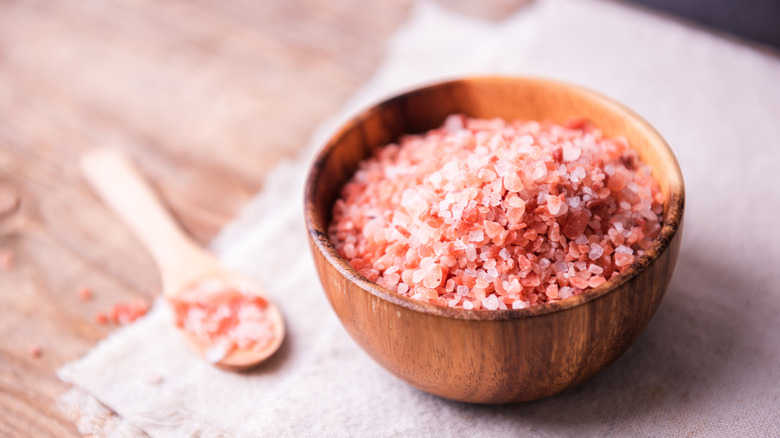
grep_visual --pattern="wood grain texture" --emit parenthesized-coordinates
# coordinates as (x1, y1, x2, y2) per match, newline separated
(0, 0, 528, 435)
(305, 77, 685, 403)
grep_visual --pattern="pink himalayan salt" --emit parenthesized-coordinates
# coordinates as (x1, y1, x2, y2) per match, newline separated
(77, 287, 93, 301)
(329, 114, 664, 310)
(168, 278, 275, 363)
(104, 299, 149, 326)
(28, 344, 41, 358)
(0, 250, 12, 271)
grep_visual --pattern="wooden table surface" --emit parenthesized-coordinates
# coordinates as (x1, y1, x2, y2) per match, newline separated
(0, 0, 523, 436)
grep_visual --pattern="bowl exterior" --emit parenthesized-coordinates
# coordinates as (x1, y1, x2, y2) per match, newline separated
(309, 227, 680, 403)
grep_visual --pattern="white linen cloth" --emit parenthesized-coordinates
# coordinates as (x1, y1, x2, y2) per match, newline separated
(58, 0, 780, 436)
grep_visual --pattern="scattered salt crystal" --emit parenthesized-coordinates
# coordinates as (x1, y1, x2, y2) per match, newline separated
(457, 285, 470, 296)
(462, 300, 474, 310)
(77, 287, 92, 301)
(28, 344, 41, 358)
(499, 248, 511, 260)
(143, 370, 164, 385)
(93, 311, 108, 325)
(204, 343, 229, 364)
(0, 250, 13, 271)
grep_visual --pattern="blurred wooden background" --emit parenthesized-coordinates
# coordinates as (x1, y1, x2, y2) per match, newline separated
(0, 0, 524, 436)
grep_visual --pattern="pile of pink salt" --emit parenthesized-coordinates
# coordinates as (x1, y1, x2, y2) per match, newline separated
(168, 278, 276, 363)
(329, 114, 664, 310)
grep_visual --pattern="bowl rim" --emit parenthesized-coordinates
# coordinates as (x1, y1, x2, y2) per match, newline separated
(304, 75, 685, 321)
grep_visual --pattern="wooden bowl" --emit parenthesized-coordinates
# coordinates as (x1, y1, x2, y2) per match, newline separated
(304, 76, 685, 403)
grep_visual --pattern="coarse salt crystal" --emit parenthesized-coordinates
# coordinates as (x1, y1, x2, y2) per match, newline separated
(547, 196, 562, 215)
(512, 300, 528, 309)
(504, 172, 524, 192)
(571, 167, 586, 183)
(482, 294, 500, 310)
(563, 144, 582, 162)
(588, 243, 604, 260)
(614, 252, 635, 267)
(469, 230, 484, 242)
(532, 162, 547, 180)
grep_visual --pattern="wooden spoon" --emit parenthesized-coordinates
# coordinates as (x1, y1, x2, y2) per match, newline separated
(80, 147, 285, 371)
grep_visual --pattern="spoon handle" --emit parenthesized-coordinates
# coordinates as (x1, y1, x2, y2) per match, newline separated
(80, 148, 206, 288)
